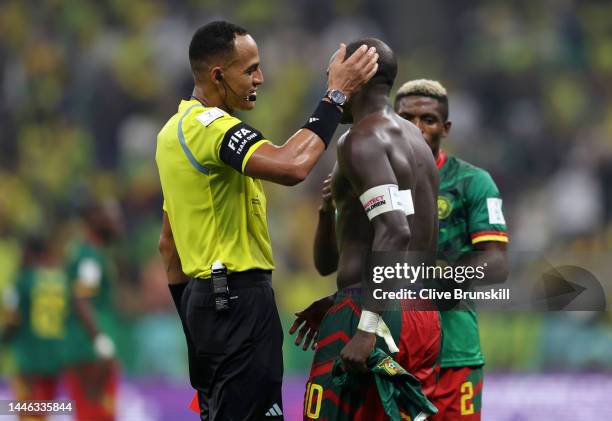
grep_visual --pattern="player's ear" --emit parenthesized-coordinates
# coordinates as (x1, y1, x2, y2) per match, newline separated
(443, 120, 452, 138)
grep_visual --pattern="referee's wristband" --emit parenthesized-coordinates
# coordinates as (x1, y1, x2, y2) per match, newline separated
(302, 99, 342, 148)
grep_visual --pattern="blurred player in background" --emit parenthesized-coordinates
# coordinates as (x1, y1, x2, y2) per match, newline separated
(1, 234, 68, 420)
(394, 79, 509, 420)
(291, 39, 441, 421)
(62, 199, 123, 421)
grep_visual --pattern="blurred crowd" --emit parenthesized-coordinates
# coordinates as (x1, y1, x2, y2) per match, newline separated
(1, 0, 612, 379)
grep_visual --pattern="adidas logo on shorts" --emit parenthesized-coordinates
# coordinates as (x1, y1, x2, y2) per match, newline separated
(265, 403, 283, 417)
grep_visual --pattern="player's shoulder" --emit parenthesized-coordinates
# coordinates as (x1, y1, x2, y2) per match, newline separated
(337, 127, 376, 161)
(451, 156, 492, 179)
(194, 107, 233, 127)
(337, 126, 359, 151)
(394, 113, 423, 138)
(338, 113, 394, 151)
(182, 106, 243, 137)
(450, 156, 500, 196)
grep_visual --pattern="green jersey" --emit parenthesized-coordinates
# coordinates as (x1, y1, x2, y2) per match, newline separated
(63, 241, 117, 364)
(332, 348, 438, 420)
(436, 151, 508, 367)
(4, 267, 69, 375)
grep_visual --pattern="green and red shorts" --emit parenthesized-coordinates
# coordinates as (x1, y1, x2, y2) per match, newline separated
(304, 288, 441, 420)
(64, 360, 119, 421)
(12, 374, 60, 420)
(430, 366, 483, 421)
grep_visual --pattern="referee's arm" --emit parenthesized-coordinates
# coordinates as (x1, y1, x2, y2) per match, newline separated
(244, 129, 327, 186)
(159, 212, 188, 285)
(244, 46, 378, 186)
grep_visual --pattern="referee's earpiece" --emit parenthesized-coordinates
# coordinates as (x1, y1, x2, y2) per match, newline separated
(214, 71, 256, 102)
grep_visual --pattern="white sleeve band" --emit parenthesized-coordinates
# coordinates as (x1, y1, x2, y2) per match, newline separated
(357, 310, 400, 353)
(94, 333, 116, 359)
(359, 184, 402, 220)
(398, 189, 415, 216)
(77, 258, 102, 288)
(359, 185, 414, 220)
(376, 318, 400, 353)
(357, 310, 381, 333)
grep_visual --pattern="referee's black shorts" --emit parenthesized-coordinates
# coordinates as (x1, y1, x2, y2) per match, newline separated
(170, 270, 284, 421)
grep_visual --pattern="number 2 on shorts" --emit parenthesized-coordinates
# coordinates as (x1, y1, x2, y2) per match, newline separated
(460, 381, 475, 415)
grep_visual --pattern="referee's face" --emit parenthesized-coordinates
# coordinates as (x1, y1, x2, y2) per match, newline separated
(223, 34, 263, 111)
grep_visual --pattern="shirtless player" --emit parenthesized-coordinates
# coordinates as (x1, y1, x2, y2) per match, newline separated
(291, 38, 441, 421)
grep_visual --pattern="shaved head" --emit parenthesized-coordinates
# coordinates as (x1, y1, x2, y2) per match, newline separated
(345, 38, 397, 89)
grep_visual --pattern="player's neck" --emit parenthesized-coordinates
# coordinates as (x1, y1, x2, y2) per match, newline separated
(351, 85, 390, 123)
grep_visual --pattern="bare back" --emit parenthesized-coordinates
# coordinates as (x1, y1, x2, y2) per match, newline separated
(332, 108, 439, 289)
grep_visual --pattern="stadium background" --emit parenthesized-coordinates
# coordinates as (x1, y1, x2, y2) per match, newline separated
(1, 0, 612, 419)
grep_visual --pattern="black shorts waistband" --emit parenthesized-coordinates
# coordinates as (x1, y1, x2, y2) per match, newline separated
(193, 269, 272, 291)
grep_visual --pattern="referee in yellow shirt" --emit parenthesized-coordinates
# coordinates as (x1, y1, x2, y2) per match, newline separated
(156, 21, 378, 420)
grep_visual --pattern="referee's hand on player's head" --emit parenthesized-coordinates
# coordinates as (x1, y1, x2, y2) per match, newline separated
(327, 44, 379, 100)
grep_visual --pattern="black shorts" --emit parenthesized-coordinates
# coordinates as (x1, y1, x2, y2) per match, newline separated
(171, 270, 284, 421)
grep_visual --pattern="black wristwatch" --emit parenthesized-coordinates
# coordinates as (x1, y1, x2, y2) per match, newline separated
(325, 89, 347, 108)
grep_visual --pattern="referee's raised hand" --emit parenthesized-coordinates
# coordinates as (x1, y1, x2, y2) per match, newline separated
(327, 43, 379, 100)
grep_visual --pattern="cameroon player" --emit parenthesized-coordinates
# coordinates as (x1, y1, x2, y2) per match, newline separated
(1, 234, 69, 420)
(296, 78, 510, 420)
(62, 199, 123, 421)
(291, 40, 441, 421)
(394, 79, 509, 420)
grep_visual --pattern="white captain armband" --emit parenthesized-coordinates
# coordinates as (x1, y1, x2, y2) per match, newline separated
(359, 184, 415, 220)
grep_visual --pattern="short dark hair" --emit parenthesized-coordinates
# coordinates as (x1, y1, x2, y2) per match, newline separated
(345, 38, 397, 89)
(189, 21, 248, 76)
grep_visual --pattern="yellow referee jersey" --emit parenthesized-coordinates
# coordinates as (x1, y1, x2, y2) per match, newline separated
(156, 99, 274, 278)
